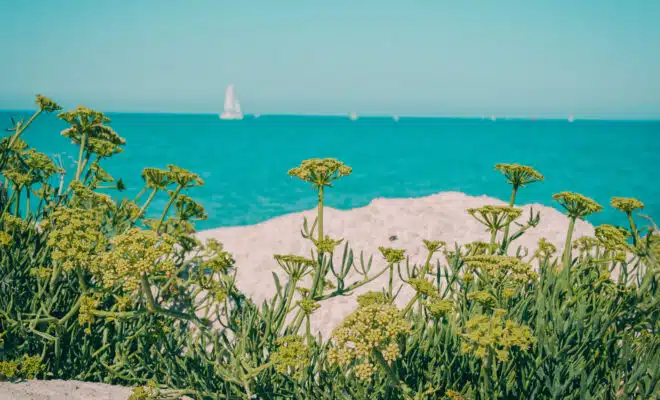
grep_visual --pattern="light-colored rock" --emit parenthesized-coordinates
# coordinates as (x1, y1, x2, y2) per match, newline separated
(196, 191, 594, 339)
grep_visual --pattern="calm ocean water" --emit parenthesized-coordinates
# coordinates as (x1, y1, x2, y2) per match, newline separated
(2, 111, 659, 231)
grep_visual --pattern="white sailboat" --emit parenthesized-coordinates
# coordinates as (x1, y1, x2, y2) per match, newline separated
(348, 112, 358, 121)
(568, 115, 575, 123)
(220, 84, 243, 120)
(393, 115, 400, 122)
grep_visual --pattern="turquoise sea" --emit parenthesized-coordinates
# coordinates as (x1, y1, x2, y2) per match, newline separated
(2, 111, 659, 231)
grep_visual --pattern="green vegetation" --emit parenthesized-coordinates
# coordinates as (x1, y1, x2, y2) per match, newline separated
(1, 96, 659, 399)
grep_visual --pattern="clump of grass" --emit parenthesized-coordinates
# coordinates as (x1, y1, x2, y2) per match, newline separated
(1, 96, 659, 399)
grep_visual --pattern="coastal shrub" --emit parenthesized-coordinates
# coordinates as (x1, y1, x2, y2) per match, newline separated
(0, 96, 659, 399)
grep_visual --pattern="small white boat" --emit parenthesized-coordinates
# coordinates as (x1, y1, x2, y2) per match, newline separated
(393, 115, 400, 122)
(490, 116, 497, 121)
(220, 84, 243, 120)
(348, 112, 358, 121)
(254, 114, 261, 119)
(568, 115, 575, 123)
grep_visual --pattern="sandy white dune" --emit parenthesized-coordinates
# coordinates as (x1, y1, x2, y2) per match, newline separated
(1, 192, 595, 400)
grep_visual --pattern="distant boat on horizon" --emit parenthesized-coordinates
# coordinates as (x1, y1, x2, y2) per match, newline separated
(349, 112, 358, 121)
(490, 116, 497, 121)
(568, 115, 575, 123)
(393, 115, 400, 122)
(220, 84, 243, 120)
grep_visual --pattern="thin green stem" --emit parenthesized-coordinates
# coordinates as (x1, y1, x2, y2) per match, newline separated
(489, 230, 498, 254)
(74, 133, 88, 181)
(156, 185, 182, 233)
(501, 185, 518, 251)
(317, 186, 324, 242)
(402, 293, 421, 315)
(137, 188, 158, 221)
(626, 212, 639, 247)
(8, 109, 42, 147)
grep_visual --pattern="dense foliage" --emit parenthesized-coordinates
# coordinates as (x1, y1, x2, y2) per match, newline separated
(1, 96, 658, 399)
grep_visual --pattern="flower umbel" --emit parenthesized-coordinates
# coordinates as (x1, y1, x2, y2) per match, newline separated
(328, 304, 411, 380)
(287, 158, 352, 189)
(495, 163, 544, 187)
(552, 192, 603, 219)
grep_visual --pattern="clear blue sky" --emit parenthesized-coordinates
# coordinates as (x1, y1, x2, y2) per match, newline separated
(1, 0, 659, 117)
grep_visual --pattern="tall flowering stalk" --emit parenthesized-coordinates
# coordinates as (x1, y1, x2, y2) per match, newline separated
(288, 158, 351, 242)
(494, 164, 543, 250)
(552, 192, 603, 276)
(57, 106, 125, 182)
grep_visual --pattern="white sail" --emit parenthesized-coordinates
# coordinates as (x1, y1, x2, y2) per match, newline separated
(220, 84, 244, 120)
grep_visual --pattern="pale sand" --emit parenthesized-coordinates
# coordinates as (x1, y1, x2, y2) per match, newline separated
(1, 192, 594, 399)
(0, 380, 133, 400)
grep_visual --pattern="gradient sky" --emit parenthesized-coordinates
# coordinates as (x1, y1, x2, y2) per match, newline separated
(1, 0, 659, 117)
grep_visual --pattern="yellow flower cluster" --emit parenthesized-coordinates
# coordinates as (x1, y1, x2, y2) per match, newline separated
(0, 355, 42, 380)
(141, 167, 171, 189)
(198, 239, 235, 273)
(464, 241, 497, 256)
(0, 231, 12, 247)
(461, 314, 534, 362)
(297, 298, 320, 315)
(495, 163, 544, 187)
(533, 238, 557, 260)
(69, 181, 116, 210)
(572, 236, 599, 253)
(93, 228, 176, 292)
(313, 234, 344, 253)
(356, 291, 389, 307)
(23, 149, 62, 178)
(610, 197, 644, 214)
(424, 298, 454, 319)
(552, 192, 603, 219)
(45, 207, 106, 272)
(467, 291, 497, 308)
(595, 224, 631, 253)
(2, 214, 29, 231)
(29, 267, 53, 280)
(445, 390, 465, 400)
(58, 106, 125, 148)
(167, 164, 204, 188)
(328, 304, 411, 380)
(467, 205, 523, 232)
(271, 335, 311, 379)
(353, 361, 377, 381)
(87, 138, 123, 158)
(463, 255, 537, 285)
(35, 94, 61, 113)
(408, 278, 437, 298)
(173, 193, 207, 221)
(378, 246, 406, 264)
(3, 168, 32, 187)
(288, 158, 352, 188)
(423, 239, 446, 253)
(78, 295, 101, 334)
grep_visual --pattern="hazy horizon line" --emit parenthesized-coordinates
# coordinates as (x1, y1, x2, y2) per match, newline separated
(1, 108, 659, 122)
